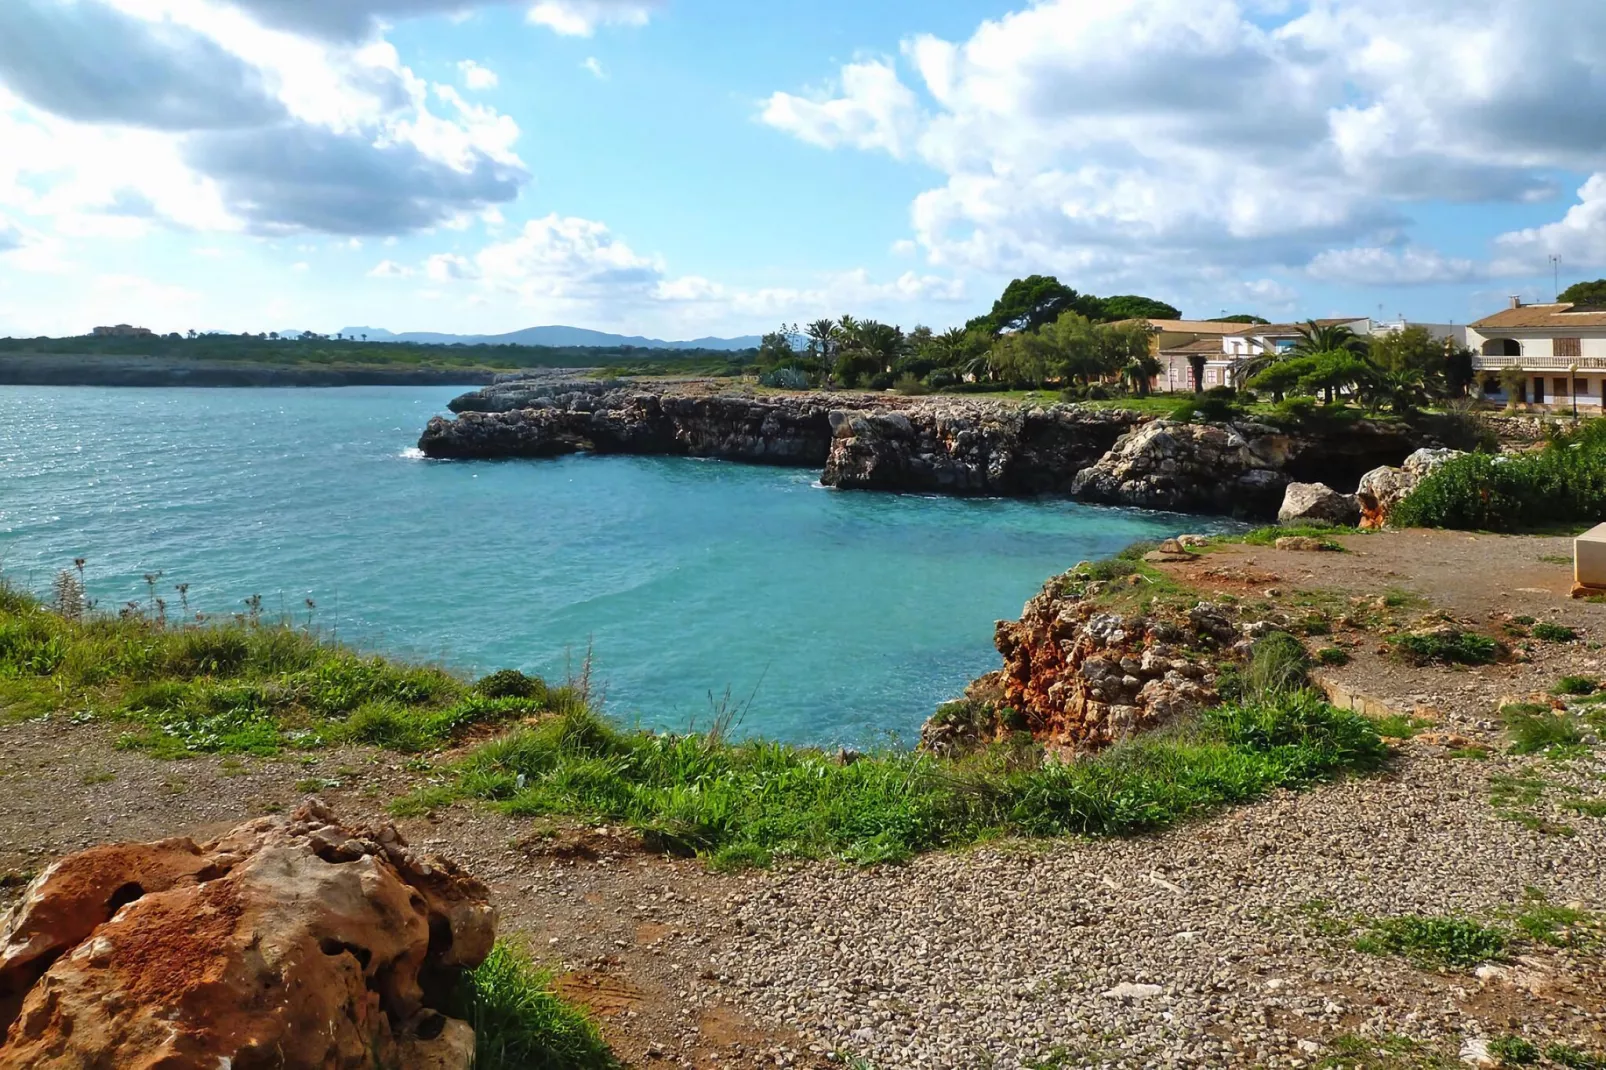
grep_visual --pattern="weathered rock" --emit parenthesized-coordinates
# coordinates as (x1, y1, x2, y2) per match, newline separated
(1143, 538, 1196, 564)
(921, 571, 1224, 755)
(0, 801, 494, 1069)
(1277, 481, 1360, 526)
(1355, 447, 1466, 528)
(1068, 420, 1299, 517)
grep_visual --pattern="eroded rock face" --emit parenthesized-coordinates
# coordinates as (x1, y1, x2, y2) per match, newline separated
(0, 801, 494, 1070)
(1069, 420, 1298, 517)
(1278, 481, 1360, 526)
(1355, 447, 1466, 529)
(820, 404, 1141, 495)
(921, 572, 1225, 755)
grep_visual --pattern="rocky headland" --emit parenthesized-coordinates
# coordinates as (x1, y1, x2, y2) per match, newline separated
(421, 379, 1441, 515)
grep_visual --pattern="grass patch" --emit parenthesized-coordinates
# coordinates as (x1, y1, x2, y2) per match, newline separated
(1314, 646, 1351, 666)
(405, 686, 1388, 868)
(453, 942, 617, 1070)
(1315, 1034, 1459, 1069)
(1553, 676, 1600, 697)
(1532, 623, 1580, 643)
(1502, 707, 1588, 756)
(1354, 915, 1507, 969)
(1236, 523, 1351, 548)
(1489, 1036, 1540, 1066)
(0, 581, 555, 758)
(1372, 714, 1434, 740)
(1391, 630, 1502, 666)
(1509, 889, 1600, 949)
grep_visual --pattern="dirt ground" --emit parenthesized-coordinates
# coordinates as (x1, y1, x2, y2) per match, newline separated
(0, 528, 1601, 1067)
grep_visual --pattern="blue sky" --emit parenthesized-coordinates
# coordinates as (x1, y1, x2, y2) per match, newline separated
(2, 0, 1606, 340)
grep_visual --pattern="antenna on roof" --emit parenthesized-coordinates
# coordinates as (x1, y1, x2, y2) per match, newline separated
(1551, 255, 1561, 302)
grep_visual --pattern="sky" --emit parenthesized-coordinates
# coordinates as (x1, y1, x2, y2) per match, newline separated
(3, 0, 1606, 340)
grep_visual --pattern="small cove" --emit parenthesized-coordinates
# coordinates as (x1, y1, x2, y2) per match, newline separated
(0, 385, 1234, 745)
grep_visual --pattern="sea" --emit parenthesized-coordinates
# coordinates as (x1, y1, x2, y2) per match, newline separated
(0, 385, 1231, 746)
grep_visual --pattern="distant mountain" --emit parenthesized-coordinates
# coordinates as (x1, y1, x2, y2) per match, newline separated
(337, 325, 762, 350)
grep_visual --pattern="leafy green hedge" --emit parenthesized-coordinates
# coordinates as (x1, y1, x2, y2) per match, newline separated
(1392, 418, 1606, 531)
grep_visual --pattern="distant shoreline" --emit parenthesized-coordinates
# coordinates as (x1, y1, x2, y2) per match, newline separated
(0, 353, 519, 388)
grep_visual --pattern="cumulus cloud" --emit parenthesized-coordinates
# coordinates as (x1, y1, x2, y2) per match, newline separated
(225, 0, 654, 41)
(0, 216, 23, 253)
(1307, 246, 1487, 286)
(458, 60, 498, 90)
(762, 0, 1606, 294)
(0, 0, 530, 239)
(582, 57, 606, 79)
(0, 0, 283, 130)
(1492, 173, 1606, 274)
(425, 252, 480, 280)
(368, 258, 413, 277)
(527, 1, 654, 37)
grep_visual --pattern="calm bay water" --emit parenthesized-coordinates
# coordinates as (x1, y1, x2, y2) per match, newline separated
(0, 386, 1224, 745)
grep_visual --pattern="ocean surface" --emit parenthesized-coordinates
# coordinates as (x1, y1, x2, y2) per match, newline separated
(0, 386, 1230, 745)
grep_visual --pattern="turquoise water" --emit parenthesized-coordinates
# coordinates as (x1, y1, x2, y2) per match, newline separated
(0, 386, 1225, 745)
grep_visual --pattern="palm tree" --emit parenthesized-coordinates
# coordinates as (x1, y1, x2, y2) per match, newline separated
(1293, 320, 1368, 357)
(805, 319, 838, 362)
(1123, 353, 1162, 397)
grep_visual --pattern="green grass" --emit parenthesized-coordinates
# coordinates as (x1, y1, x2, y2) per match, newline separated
(1372, 714, 1434, 740)
(1553, 676, 1600, 697)
(1353, 915, 1507, 969)
(0, 582, 558, 757)
(1509, 889, 1600, 949)
(1532, 623, 1580, 643)
(401, 687, 1388, 868)
(1489, 1036, 1541, 1066)
(1315, 646, 1351, 666)
(1236, 523, 1351, 548)
(1391, 630, 1502, 666)
(1502, 706, 1589, 755)
(453, 942, 617, 1070)
(1315, 1033, 1459, 1069)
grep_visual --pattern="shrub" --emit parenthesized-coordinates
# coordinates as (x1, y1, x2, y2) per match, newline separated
(477, 668, 547, 702)
(893, 374, 931, 396)
(1392, 417, 1606, 531)
(1238, 632, 1311, 701)
(1354, 915, 1507, 968)
(1391, 630, 1501, 666)
(1488, 1036, 1540, 1066)
(1315, 647, 1351, 666)
(757, 366, 810, 390)
(1532, 622, 1579, 643)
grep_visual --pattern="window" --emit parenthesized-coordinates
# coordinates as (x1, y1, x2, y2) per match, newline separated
(1580, 379, 1594, 396)
(1555, 337, 1582, 358)
(1555, 377, 1570, 396)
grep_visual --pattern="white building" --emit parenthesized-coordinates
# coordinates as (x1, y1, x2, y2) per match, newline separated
(1466, 299, 1606, 410)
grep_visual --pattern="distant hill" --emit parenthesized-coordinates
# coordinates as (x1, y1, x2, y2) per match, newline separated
(337, 325, 762, 351)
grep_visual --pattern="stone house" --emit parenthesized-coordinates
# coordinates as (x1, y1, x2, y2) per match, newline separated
(1467, 299, 1606, 411)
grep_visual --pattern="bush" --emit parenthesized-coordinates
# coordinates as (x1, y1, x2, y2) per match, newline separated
(1532, 622, 1578, 643)
(893, 373, 931, 396)
(1502, 706, 1587, 755)
(1170, 393, 1244, 424)
(757, 366, 810, 390)
(1392, 418, 1606, 531)
(1315, 647, 1351, 666)
(477, 668, 547, 702)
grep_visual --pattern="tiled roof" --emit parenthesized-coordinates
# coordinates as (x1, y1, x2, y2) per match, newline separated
(1160, 338, 1230, 355)
(1111, 319, 1253, 335)
(1471, 303, 1606, 329)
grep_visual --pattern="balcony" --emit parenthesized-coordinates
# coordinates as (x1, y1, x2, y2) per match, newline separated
(1472, 354, 1606, 371)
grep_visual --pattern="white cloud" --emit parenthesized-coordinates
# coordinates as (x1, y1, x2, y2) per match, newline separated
(1492, 173, 1606, 274)
(291, 261, 311, 272)
(582, 57, 606, 79)
(526, 1, 653, 37)
(1307, 246, 1486, 286)
(762, 59, 921, 159)
(369, 258, 414, 277)
(458, 60, 499, 91)
(761, 0, 1606, 296)
(0, 0, 529, 244)
(425, 252, 481, 281)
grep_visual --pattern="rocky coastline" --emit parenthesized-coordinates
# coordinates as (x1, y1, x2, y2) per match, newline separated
(421, 379, 1440, 515)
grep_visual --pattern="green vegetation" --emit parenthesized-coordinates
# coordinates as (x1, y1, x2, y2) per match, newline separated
(454, 943, 616, 1070)
(1392, 419, 1606, 532)
(1354, 915, 1507, 968)
(1391, 630, 1501, 666)
(0, 330, 754, 375)
(1373, 714, 1434, 740)
(1553, 676, 1599, 697)
(400, 687, 1386, 868)
(1315, 1033, 1459, 1070)
(1509, 889, 1601, 949)
(0, 578, 562, 757)
(1315, 646, 1351, 666)
(1559, 279, 1606, 307)
(1236, 523, 1351, 548)
(1501, 705, 1588, 756)
(1531, 623, 1579, 643)
(1490, 1037, 1541, 1066)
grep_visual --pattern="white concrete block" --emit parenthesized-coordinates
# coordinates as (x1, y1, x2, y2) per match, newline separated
(1578, 522, 1606, 590)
